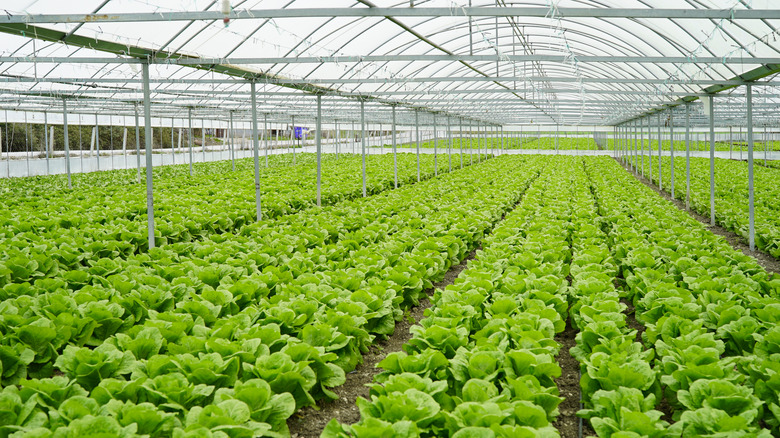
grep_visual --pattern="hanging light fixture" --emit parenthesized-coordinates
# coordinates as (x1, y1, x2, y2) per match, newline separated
(221, 0, 232, 27)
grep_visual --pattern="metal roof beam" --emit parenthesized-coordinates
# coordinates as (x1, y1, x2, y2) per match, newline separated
(4, 8, 780, 24)
(3, 55, 780, 65)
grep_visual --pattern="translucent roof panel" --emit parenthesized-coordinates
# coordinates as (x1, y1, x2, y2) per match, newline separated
(0, 0, 779, 127)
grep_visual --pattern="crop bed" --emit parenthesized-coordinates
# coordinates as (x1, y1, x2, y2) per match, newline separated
(324, 156, 779, 437)
(639, 156, 780, 259)
(1, 155, 779, 438)
(0, 155, 537, 437)
(0, 153, 461, 287)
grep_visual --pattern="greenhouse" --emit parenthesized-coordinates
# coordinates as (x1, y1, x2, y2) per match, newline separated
(1, 1, 780, 437)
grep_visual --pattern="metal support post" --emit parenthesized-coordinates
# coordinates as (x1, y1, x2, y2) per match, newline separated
(747, 84, 755, 251)
(433, 114, 438, 176)
(392, 106, 397, 189)
(459, 119, 464, 169)
(316, 95, 322, 207)
(134, 104, 141, 183)
(685, 103, 691, 210)
(415, 110, 420, 182)
(251, 81, 263, 220)
(63, 100, 71, 188)
(44, 112, 49, 175)
(447, 117, 452, 172)
(263, 114, 269, 167)
(708, 96, 715, 226)
(361, 101, 366, 197)
(142, 61, 155, 250)
(95, 114, 100, 171)
(670, 110, 675, 199)
(657, 114, 662, 190)
(229, 111, 235, 170)
(188, 108, 193, 175)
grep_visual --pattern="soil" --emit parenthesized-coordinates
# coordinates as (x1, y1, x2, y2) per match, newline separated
(553, 315, 587, 438)
(615, 158, 780, 276)
(620, 298, 645, 345)
(286, 249, 478, 438)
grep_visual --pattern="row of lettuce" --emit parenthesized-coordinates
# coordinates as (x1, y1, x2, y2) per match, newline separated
(0, 156, 539, 437)
(629, 156, 780, 259)
(402, 137, 599, 151)
(606, 138, 780, 152)
(585, 157, 779, 436)
(324, 156, 780, 437)
(325, 156, 571, 437)
(0, 153, 464, 290)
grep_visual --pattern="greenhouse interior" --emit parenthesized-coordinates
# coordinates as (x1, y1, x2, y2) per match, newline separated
(1, 1, 780, 438)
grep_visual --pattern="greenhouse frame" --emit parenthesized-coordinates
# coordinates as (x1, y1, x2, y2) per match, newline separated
(1, 2, 780, 438)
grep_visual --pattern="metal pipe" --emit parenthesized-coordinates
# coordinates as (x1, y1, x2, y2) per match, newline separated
(448, 116, 452, 172)
(134, 104, 141, 183)
(708, 96, 715, 226)
(251, 81, 262, 220)
(142, 61, 155, 250)
(188, 107, 193, 175)
(229, 111, 235, 170)
(433, 114, 438, 176)
(747, 84, 755, 251)
(670, 110, 675, 199)
(316, 95, 322, 207)
(392, 106, 397, 189)
(685, 103, 691, 210)
(459, 119, 464, 169)
(415, 110, 420, 182)
(361, 100, 366, 197)
(63, 99, 71, 188)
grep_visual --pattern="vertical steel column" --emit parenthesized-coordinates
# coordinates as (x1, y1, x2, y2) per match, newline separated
(142, 62, 156, 250)
(316, 95, 322, 207)
(433, 114, 438, 176)
(640, 118, 645, 177)
(134, 104, 141, 183)
(500, 126, 504, 155)
(95, 114, 100, 171)
(361, 101, 367, 197)
(555, 124, 559, 154)
(263, 114, 269, 167)
(647, 116, 653, 181)
(188, 108, 193, 176)
(670, 110, 675, 199)
(729, 126, 733, 160)
(229, 111, 235, 170)
(685, 102, 691, 210)
(657, 114, 662, 190)
(459, 119, 464, 169)
(44, 112, 50, 175)
(708, 97, 715, 226)
(415, 110, 420, 182)
(392, 106, 397, 189)
(62, 99, 71, 189)
(291, 115, 296, 165)
(335, 120, 339, 159)
(171, 117, 176, 165)
(201, 119, 206, 163)
(251, 81, 263, 220)
(469, 121, 473, 165)
(747, 84, 755, 251)
(122, 127, 128, 170)
(447, 116, 452, 172)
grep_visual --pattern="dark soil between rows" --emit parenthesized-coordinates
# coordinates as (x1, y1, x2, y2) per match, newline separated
(615, 158, 780, 276)
(553, 315, 588, 438)
(286, 249, 478, 438)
